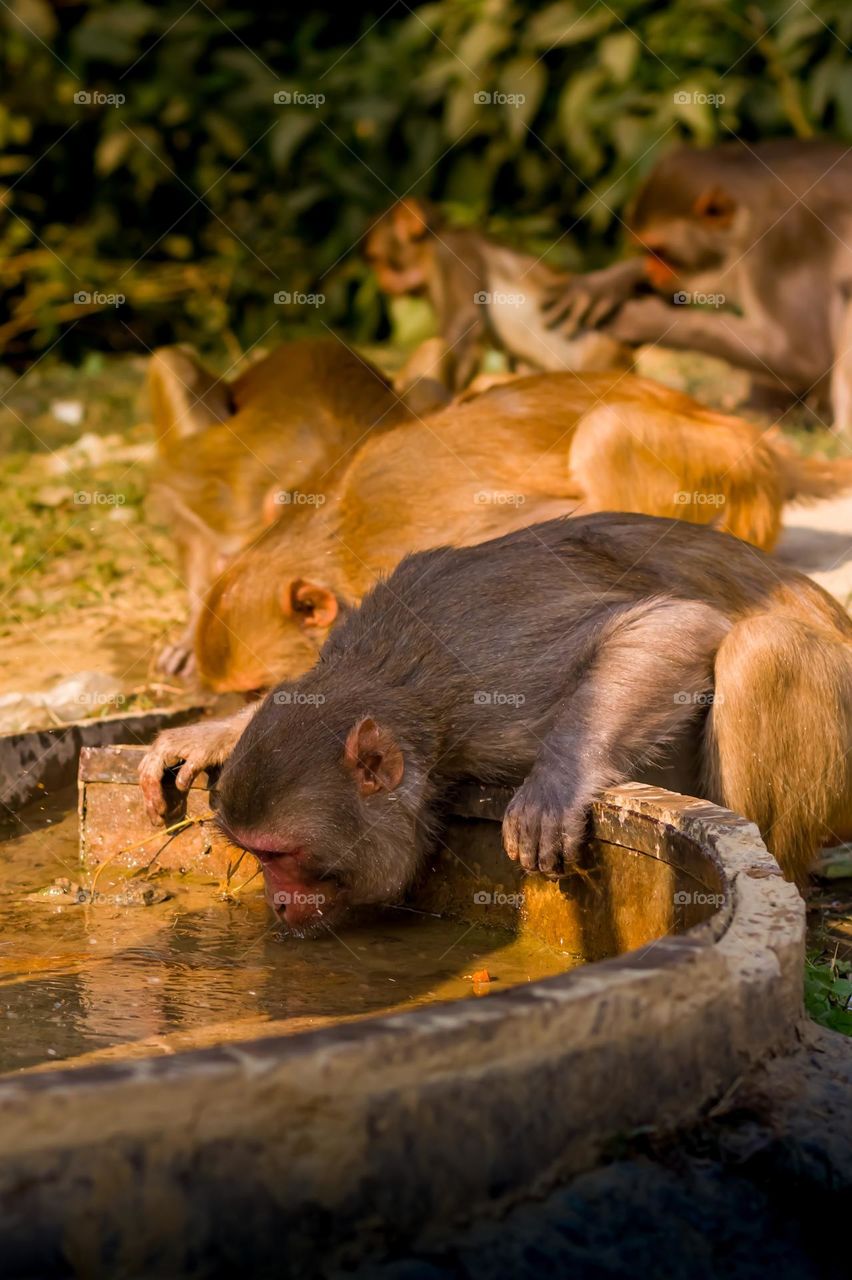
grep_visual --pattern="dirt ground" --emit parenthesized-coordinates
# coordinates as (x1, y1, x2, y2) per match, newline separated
(0, 354, 198, 728)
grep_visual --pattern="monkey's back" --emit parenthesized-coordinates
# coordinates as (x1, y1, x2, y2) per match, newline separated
(157, 340, 408, 543)
(330, 513, 852, 681)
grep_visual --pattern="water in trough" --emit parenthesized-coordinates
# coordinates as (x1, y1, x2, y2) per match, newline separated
(0, 790, 577, 1075)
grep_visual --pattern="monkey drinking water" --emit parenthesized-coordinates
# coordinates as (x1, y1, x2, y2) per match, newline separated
(141, 514, 852, 931)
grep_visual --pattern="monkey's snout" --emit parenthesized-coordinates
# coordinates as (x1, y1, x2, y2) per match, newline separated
(238, 841, 337, 928)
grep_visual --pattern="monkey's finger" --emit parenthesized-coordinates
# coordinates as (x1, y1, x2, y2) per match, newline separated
(542, 292, 581, 333)
(565, 292, 597, 334)
(156, 643, 193, 677)
(552, 290, 602, 337)
(138, 760, 168, 825)
(183, 652, 197, 678)
(142, 790, 166, 826)
(516, 810, 541, 873)
(536, 812, 564, 877)
(502, 806, 522, 862)
(540, 281, 576, 324)
(539, 272, 571, 304)
(175, 759, 199, 792)
(559, 810, 587, 869)
(585, 295, 621, 330)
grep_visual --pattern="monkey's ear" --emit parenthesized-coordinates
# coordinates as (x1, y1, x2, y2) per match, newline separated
(692, 185, 737, 226)
(282, 579, 339, 630)
(392, 198, 430, 242)
(148, 345, 235, 442)
(343, 717, 405, 797)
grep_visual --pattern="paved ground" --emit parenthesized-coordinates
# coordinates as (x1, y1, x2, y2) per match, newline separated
(778, 492, 852, 610)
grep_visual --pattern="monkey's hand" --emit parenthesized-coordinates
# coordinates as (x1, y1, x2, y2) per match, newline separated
(502, 776, 588, 877)
(155, 638, 197, 679)
(503, 600, 728, 877)
(603, 295, 677, 345)
(139, 706, 257, 824)
(541, 259, 647, 336)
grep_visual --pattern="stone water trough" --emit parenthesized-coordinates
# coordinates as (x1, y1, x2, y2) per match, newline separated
(0, 735, 806, 1279)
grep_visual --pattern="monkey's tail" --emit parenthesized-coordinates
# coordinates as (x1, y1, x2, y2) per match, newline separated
(702, 613, 852, 891)
(767, 429, 852, 503)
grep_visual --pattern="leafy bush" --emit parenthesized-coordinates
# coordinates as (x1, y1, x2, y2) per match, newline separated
(1, 0, 850, 359)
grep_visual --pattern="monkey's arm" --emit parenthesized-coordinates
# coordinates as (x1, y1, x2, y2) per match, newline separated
(502, 600, 729, 875)
(541, 259, 648, 336)
(605, 296, 815, 384)
(139, 702, 260, 823)
(441, 305, 487, 392)
(430, 238, 489, 391)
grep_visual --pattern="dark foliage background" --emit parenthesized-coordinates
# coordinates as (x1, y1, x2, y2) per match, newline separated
(1, 0, 850, 361)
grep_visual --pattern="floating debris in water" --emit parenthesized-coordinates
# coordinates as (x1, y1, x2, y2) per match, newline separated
(26, 877, 171, 908)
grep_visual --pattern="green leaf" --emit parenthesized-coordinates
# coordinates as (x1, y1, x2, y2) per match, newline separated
(445, 82, 483, 140)
(805, 957, 852, 1036)
(671, 84, 719, 143)
(600, 31, 640, 84)
(455, 20, 512, 72)
(528, 3, 616, 49)
(501, 56, 547, 138)
(95, 130, 133, 176)
(558, 68, 608, 174)
(206, 112, 247, 161)
(7, 0, 57, 42)
(269, 113, 319, 171)
(70, 4, 156, 63)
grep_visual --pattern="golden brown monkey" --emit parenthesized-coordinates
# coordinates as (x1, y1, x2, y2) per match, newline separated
(148, 338, 447, 673)
(364, 198, 628, 392)
(544, 139, 852, 429)
(184, 370, 852, 694)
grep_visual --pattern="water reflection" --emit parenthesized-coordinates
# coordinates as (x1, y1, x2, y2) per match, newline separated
(0, 791, 573, 1074)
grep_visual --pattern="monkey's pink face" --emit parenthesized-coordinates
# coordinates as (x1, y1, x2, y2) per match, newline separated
(215, 708, 418, 936)
(363, 229, 431, 297)
(253, 846, 345, 933)
(633, 213, 734, 286)
(226, 830, 348, 934)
